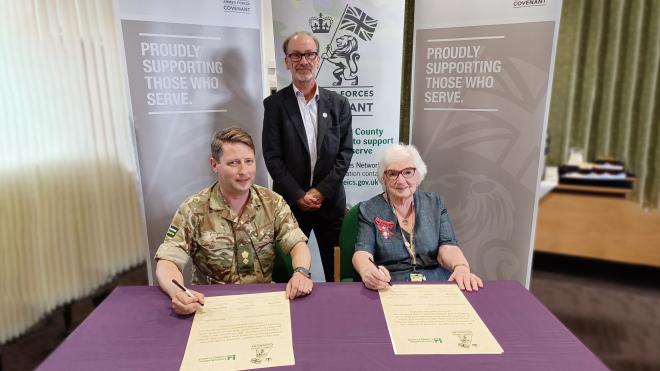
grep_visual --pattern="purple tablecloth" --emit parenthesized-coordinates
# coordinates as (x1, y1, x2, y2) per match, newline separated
(37, 281, 606, 370)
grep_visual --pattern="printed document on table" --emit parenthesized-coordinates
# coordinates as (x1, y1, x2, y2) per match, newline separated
(179, 291, 294, 371)
(379, 284, 503, 355)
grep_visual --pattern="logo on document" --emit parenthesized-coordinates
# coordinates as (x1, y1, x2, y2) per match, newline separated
(250, 343, 274, 364)
(453, 331, 474, 348)
(198, 354, 236, 363)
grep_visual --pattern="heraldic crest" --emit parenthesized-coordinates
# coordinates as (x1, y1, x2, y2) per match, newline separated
(309, 5, 378, 86)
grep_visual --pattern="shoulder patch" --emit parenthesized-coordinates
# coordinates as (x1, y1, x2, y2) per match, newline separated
(166, 225, 179, 238)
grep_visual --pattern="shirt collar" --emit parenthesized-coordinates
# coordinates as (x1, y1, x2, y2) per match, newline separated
(293, 83, 319, 103)
(209, 183, 260, 223)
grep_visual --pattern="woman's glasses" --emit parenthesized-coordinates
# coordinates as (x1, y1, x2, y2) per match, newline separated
(384, 167, 416, 180)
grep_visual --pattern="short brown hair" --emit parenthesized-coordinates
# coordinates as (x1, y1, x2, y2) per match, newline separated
(282, 31, 319, 55)
(211, 127, 255, 161)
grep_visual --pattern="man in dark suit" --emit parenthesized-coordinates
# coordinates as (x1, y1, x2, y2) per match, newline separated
(263, 31, 353, 282)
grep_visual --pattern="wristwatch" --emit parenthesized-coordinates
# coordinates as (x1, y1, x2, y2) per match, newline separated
(293, 266, 311, 278)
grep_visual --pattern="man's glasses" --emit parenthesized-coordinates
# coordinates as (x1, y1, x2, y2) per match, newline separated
(384, 167, 416, 180)
(287, 51, 319, 62)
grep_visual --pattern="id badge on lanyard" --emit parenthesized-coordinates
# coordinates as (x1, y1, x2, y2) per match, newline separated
(410, 272, 426, 282)
(402, 230, 424, 281)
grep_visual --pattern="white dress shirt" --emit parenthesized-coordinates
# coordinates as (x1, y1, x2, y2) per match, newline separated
(293, 84, 320, 186)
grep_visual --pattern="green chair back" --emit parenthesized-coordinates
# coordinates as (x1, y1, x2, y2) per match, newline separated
(338, 203, 360, 282)
(272, 241, 293, 283)
(272, 203, 360, 283)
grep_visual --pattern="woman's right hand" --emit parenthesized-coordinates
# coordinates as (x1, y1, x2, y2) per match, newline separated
(362, 264, 392, 290)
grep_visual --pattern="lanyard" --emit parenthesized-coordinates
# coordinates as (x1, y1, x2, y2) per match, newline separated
(391, 203, 417, 270)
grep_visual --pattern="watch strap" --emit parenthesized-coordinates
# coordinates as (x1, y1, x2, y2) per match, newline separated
(293, 266, 311, 278)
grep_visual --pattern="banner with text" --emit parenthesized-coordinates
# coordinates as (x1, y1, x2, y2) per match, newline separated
(271, 0, 404, 206)
(115, 0, 265, 282)
(411, 0, 562, 287)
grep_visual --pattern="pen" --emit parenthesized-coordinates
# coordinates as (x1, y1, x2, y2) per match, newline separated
(172, 279, 204, 306)
(368, 257, 392, 286)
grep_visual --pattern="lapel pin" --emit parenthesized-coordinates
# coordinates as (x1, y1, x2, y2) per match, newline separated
(322, 112, 328, 118)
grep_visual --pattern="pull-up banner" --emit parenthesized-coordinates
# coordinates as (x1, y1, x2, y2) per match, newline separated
(271, 0, 405, 206)
(115, 0, 265, 283)
(411, 0, 563, 287)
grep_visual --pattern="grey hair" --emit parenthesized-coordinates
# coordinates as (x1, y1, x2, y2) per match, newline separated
(376, 144, 428, 190)
(282, 31, 320, 55)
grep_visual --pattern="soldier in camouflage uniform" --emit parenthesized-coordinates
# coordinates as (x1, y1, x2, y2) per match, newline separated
(155, 127, 313, 315)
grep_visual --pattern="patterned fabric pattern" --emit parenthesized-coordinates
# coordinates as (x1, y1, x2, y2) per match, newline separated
(155, 184, 307, 284)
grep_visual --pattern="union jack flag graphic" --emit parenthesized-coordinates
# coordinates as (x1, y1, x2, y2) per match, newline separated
(338, 6, 378, 41)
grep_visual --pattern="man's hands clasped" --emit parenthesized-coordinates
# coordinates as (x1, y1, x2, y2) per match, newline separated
(296, 188, 324, 211)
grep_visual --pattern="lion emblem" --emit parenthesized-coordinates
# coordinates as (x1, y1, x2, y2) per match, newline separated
(322, 35, 360, 86)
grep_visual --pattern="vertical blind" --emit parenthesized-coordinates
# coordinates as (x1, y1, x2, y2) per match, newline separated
(0, 0, 144, 343)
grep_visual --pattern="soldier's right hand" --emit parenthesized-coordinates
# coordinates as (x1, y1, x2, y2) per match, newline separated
(171, 290, 205, 315)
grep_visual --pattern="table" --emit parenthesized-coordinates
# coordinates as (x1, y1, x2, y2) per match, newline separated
(37, 281, 606, 371)
(535, 189, 660, 267)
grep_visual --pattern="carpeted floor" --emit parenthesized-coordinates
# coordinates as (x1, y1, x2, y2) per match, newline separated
(529, 253, 660, 371)
(2, 253, 659, 371)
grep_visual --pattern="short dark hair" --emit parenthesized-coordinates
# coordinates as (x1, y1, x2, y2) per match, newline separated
(282, 31, 320, 55)
(211, 127, 255, 161)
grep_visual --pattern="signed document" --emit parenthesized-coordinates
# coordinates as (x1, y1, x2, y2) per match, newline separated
(179, 291, 295, 371)
(379, 284, 503, 355)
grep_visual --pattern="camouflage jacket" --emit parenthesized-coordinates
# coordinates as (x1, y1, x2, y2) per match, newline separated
(155, 183, 307, 284)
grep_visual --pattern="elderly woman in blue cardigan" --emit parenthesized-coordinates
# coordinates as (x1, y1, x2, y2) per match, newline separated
(352, 144, 483, 291)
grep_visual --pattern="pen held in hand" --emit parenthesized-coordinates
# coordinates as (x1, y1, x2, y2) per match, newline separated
(368, 257, 392, 286)
(172, 279, 204, 306)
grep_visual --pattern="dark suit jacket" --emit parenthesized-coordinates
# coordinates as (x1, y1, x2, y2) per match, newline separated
(262, 84, 353, 216)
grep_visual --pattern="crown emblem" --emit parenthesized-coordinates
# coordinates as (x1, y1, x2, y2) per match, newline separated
(309, 13, 333, 33)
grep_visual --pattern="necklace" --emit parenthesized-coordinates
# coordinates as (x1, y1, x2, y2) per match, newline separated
(396, 204, 414, 225)
(386, 192, 418, 270)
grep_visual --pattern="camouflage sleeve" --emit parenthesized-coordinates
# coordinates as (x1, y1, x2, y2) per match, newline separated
(272, 194, 307, 255)
(154, 200, 195, 272)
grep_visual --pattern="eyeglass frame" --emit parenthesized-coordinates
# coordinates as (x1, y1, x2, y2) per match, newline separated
(384, 167, 417, 181)
(287, 51, 319, 62)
